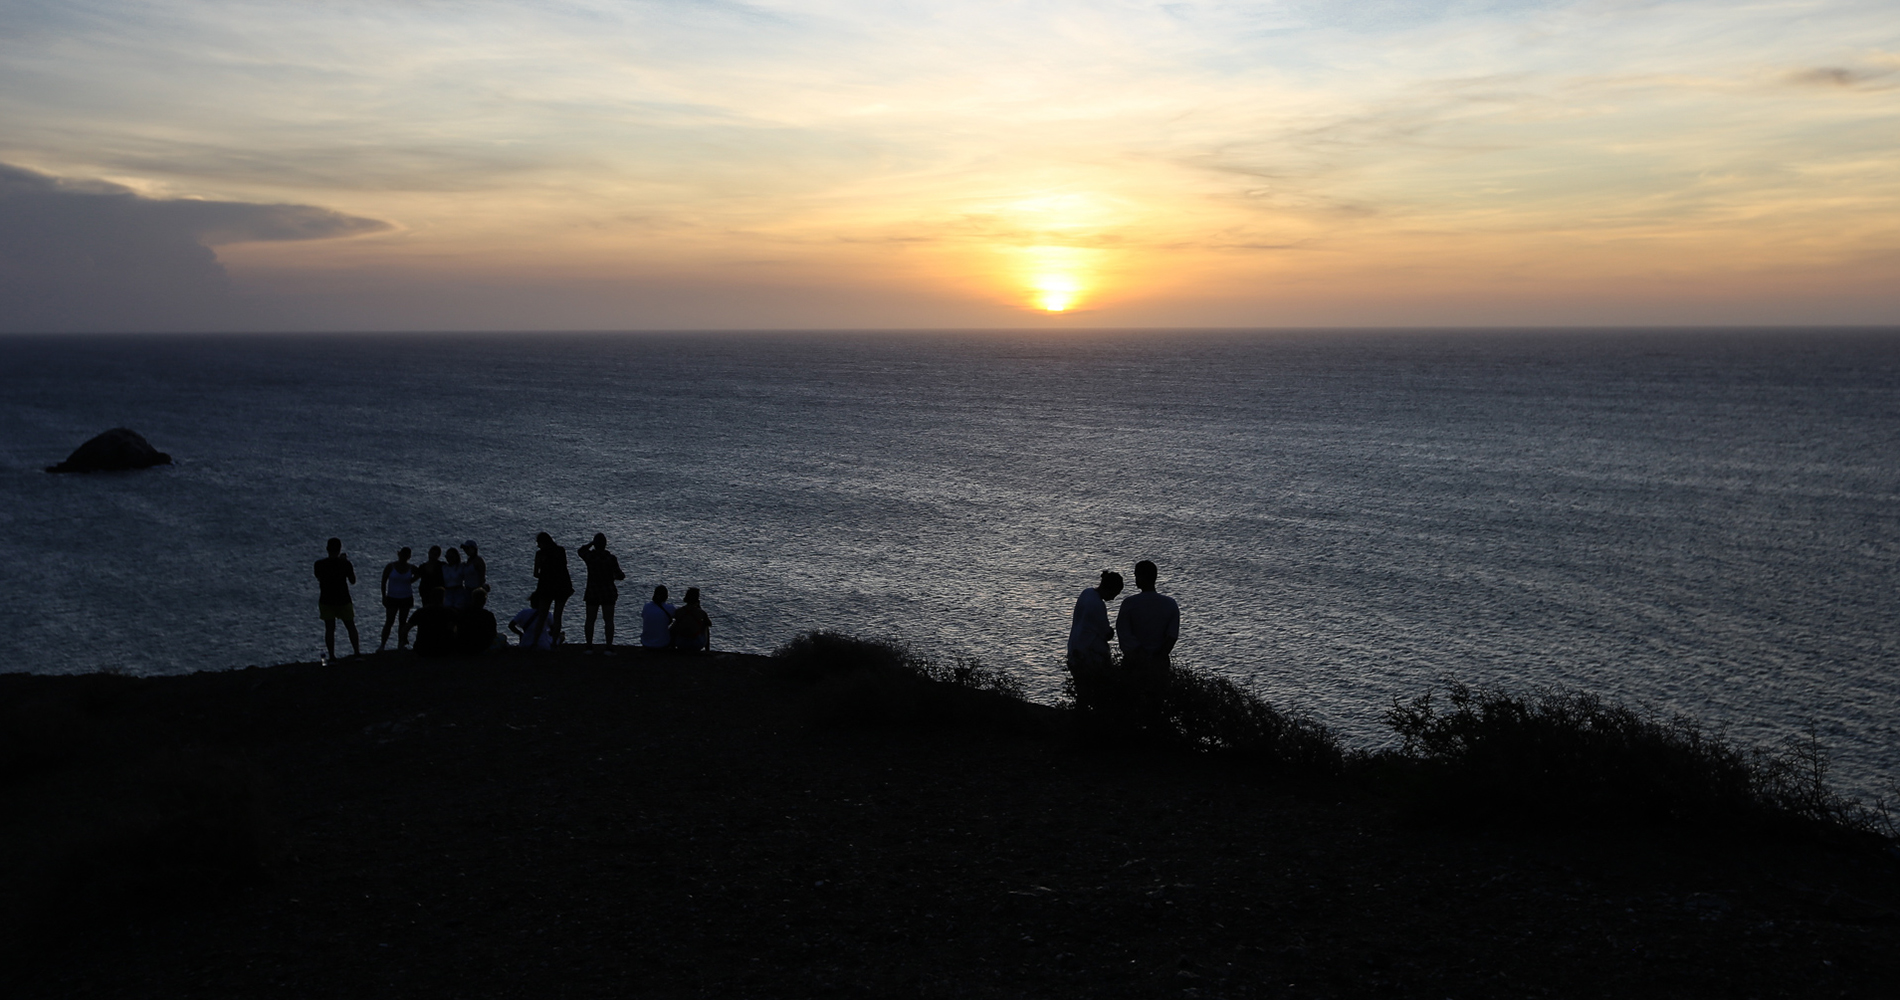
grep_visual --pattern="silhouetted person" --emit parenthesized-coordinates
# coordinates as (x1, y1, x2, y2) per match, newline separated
(669, 587, 712, 652)
(460, 540, 486, 595)
(314, 537, 360, 661)
(642, 585, 675, 649)
(1066, 569, 1124, 712)
(406, 586, 458, 657)
(443, 546, 467, 609)
(418, 545, 446, 599)
(379, 546, 417, 651)
(511, 592, 557, 651)
(1115, 560, 1180, 730)
(577, 533, 626, 646)
(533, 532, 575, 633)
(457, 588, 498, 655)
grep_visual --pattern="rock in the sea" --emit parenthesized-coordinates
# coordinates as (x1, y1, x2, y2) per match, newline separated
(45, 428, 173, 473)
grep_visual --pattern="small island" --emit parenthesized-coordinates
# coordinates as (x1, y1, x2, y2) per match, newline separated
(4, 639, 1896, 998)
(44, 427, 173, 473)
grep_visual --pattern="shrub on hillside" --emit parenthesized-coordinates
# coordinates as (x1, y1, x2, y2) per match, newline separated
(1159, 665, 1345, 779)
(772, 631, 1034, 731)
(1381, 682, 1894, 841)
(1066, 656, 1344, 779)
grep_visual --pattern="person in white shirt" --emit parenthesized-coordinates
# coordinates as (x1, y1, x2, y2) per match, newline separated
(1066, 570, 1124, 715)
(1068, 570, 1123, 665)
(510, 594, 557, 651)
(641, 585, 676, 649)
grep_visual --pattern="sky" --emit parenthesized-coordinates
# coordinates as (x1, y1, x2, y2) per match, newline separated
(1, 0, 1896, 331)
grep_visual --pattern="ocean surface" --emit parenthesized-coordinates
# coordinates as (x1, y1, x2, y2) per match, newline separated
(2, 330, 1896, 799)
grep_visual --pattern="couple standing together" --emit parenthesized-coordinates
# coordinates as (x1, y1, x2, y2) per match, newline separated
(1066, 560, 1180, 726)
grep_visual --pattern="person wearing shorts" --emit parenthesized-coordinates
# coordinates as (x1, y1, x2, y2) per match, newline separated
(577, 532, 626, 647)
(315, 537, 360, 661)
(380, 546, 417, 651)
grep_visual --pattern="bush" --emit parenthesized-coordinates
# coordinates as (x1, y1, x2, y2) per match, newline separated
(772, 631, 1034, 731)
(1065, 655, 1343, 779)
(1159, 664, 1344, 779)
(1380, 682, 1894, 841)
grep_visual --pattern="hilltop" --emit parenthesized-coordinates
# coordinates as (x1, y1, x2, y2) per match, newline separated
(4, 647, 1897, 998)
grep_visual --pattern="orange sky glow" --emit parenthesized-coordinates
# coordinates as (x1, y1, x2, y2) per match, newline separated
(2, 1, 1897, 330)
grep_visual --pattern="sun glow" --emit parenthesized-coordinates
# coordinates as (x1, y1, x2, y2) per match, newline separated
(1013, 245, 1100, 314)
(1035, 275, 1080, 312)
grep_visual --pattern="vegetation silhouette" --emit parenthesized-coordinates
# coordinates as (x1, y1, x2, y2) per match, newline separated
(1371, 682, 1896, 843)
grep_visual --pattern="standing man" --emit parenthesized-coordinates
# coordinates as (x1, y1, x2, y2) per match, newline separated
(577, 533, 626, 647)
(315, 537, 360, 661)
(1066, 570, 1123, 712)
(1114, 560, 1180, 729)
(459, 539, 486, 597)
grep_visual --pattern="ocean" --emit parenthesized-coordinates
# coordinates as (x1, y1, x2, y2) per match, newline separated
(2, 329, 1896, 798)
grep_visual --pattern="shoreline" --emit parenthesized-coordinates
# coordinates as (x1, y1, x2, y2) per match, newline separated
(6, 648, 1899, 997)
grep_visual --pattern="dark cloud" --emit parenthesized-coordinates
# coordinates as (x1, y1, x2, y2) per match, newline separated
(0, 162, 388, 332)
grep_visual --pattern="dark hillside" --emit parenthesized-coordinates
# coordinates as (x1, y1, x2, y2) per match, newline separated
(4, 650, 1897, 998)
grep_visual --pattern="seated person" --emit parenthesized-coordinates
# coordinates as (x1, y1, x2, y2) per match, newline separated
(406, 587, 459, 658)
(641, 585, 675, 649)
(457, 587, 498, 655)
(510, 593, 557, 651)
(668, 587, 712, 653)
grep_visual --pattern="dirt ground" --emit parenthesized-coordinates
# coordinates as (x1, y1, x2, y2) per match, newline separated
(5, 650, 1898, 998)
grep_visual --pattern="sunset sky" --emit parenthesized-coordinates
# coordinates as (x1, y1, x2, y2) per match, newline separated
(2, 0, 1896, 330)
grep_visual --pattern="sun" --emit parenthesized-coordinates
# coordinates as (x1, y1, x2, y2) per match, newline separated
(1032, 273, 1081, 313)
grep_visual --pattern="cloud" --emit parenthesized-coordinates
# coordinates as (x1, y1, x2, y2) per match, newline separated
(1784, 66, 1891, 89)
(0, 162, 388, 332)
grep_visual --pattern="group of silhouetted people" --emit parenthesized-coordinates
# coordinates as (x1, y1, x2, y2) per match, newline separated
(313, 534, 713, 662)
(321, 537, 1186, 713)
(1066, 559, 1181, 731)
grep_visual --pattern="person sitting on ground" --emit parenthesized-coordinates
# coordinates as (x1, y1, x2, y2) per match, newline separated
(443, 546, 467, 609)
(315, 537, 360, 661)
(577, 532, 626, 647)
(641, 585, 675, 649)
(1113, 559, 1181, 732)
(511, 593, 557, 651)
(379, 546, 417, 652)
(1066, 569, 1124, 713)
(406, 586, 459, 658)
(668, 587, 712, 653)
(456, 587, 498, 655)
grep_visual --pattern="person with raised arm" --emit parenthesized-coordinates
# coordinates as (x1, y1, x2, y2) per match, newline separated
(641, 585, 676, 649)
(314, 537, 360, 661)
(577, 533, 627, 647)
(378, 546, 417, 651)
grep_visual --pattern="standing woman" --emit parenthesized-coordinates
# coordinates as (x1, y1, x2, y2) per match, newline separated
(577, 533, 627, 647)
(443, 546, 467, 609)
(533, 531, 576, 633)
(379, 547, 417, 651)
